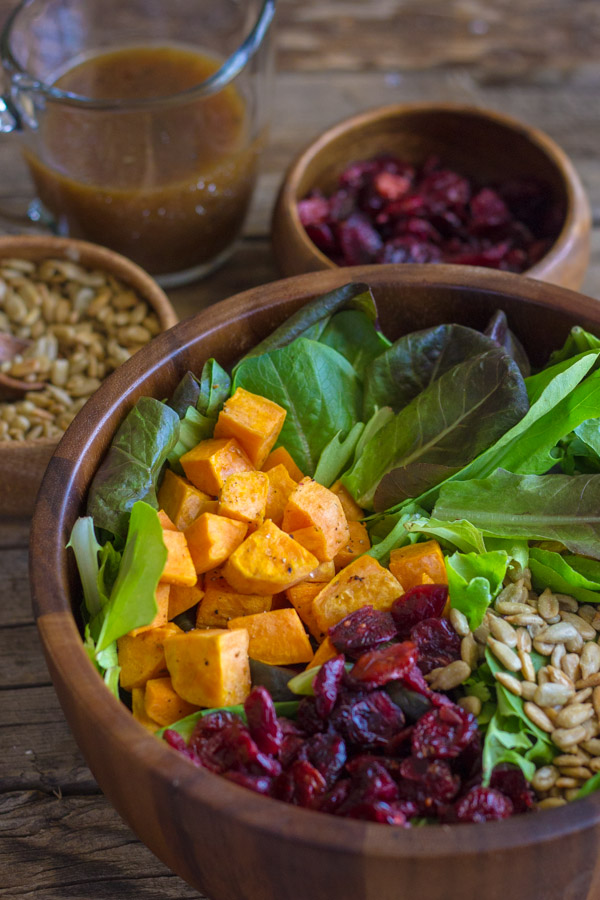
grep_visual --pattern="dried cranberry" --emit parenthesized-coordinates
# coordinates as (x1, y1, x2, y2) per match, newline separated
(223, 771, 273, 795)
(338, 213, 383, 265)
(279, 732, 305, 769)
(451, 732, 483, 786)
(342, 801, 408, 826)
(378, 237, 442, 264)
(410, 617, 461, 674)
(328, 606, 397, 658)
(297, 193, 329, 227)
(452, 786, 514, 823)
(163, 729, 188, 752)
(313, 654, 346, 719)
(331, 690, 405, 748)
(412, 705, 478, 759)
(305, 222, 337, 255)
(469, 188, 510, 229)
(397, 757, 460, 814)
(279, 759, 327, 809)
(344, 756, 400, 804)
(391, 584, 449, 638)
(374, 171, 412, 201)
(349, 641, 418, 688)
(319, 778, 352, 814)
(244, 686, 283, 756)
(296, 696, 327, 735)
(301, 732, 347, 787)
(489, 765, 535, 814)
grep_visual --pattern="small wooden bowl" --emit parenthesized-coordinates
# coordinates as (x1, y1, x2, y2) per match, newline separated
(0, 235, 177, 517)
(272, 103, 592, 289)
(31, 265, 600, 900)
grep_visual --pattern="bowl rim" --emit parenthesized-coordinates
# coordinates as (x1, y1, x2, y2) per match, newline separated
(30, 263, 600, 864)
(0, 233, 177, 451)
(274, 101, 591, 279)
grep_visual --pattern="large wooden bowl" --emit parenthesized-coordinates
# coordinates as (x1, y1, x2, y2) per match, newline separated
(0, 234, 177, 517)
(31, 265, 600, 900)
(272, 104, 592, 290)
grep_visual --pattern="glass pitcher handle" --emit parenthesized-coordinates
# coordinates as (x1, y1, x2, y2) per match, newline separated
(0, 94, 50, 233)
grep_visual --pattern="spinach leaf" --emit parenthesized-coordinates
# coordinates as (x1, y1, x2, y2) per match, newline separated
(313, 423, 364, 488)
(365, 502, 427, 565)
(363, 323, 502, 419)
(94, 502, 167, 652)
(529, 547, 600, 604)
(167, 359, 231, 472)
(198, 358, 231, 419)
(434, 469, 600, 560)
(168, 371, 200, 418)
(576, 772, 600, 799)
(561, 418, 600, 475)
(548, 325, 600, 366)
(445, 550, 508, 629)
(167, 406, 215, 473)
(343, 347, 528, 510)
(86, 397, 180, 541)
(319, 309, 391, 378)
(484, 309, 531, 377)
(235, 282, 376, 368)
(234, 338, 362, 475)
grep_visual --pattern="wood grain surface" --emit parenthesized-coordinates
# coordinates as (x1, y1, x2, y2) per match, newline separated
(3, 1, 600, 897)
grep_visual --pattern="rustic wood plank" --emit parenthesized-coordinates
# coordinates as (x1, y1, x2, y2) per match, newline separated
(0, 518, 30, 549)
(0, 624, 49, 688)
(0, 548, 32, 626)
(0, 791, 202, 899)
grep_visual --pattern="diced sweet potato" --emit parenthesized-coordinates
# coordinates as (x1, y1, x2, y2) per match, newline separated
(144, 676, 200, 726)
(168, 581, 205, 620)
(129, 583, 172, 636)
(118, 622, 182, 691)
(334, 520, 371, 571)
(262, 446, 304, 482)
(214, 387, 287, 469)
(312, 556, 404, 633)
(285, 581, 325, 641)
(158, 509, 178, 530)
(308, 636, 338, 670)
(158, 469, 218, 530)
(264, 463, 298, 526)
(164, 628, 251, 708)
(160, 529, 197, 587)
(196, 586, 272, 628)
(227, 608, 313, 665)
(330, 480, 365, 522)
(282, 478, 350, 562)
(184, 513, 248, 575)
(180, 437, 254, 496)
(389, 540, 447, 591)
(223, 519, 318, 594)
(218, 470, 269, 526)
(131, 686, 160, 732)
(305, 560, 336, 582)
(270, 592, 292, 610)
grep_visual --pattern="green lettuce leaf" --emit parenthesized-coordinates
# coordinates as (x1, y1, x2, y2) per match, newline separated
(313, 422, 364, 488)
(445, 550, 508, 629)
(529, 547, 600, 604)
(319, 309, 391, 378)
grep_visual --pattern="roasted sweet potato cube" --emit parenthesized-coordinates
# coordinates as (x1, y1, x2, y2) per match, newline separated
(389, 540, 447, 591)
(196, 585, 273, 628)
(131, 686, 160, 732)
(282, 478, 350, 562)
(158, 509, 178, 530)
(144, 676, 200, 726)
(160, 529, 197, 587)
(184, 513, 248, 575)
(262, 446, 304, 482)
(158, 469, 218, 530)
(168, 581, 205, 620)
(264, 463, 298, 526)
(164, 628, 251, 708)
(118, 622, 182, 691)
(180, 437, 254, 496)
(312, 556, 404, 633)
(218, 470, 269, 525)
(227, 608, 313, 665)
(330, 479, 365, 522)
(222, 519, 318, 594)
(308, 636, 338, 670)
(334, 520, 371, 571)
(285, 581, 325, 641)
(305, 560, 336, 582)
(214, 387, 287, 469)
(129, 582, 172, 636)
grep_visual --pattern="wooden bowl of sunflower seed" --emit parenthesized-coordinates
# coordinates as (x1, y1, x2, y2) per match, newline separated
(0, 234, 177, 516)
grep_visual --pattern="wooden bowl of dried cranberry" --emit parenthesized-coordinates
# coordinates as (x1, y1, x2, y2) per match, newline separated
(31, 264, 600, 900)
(272, 103, 591, 289)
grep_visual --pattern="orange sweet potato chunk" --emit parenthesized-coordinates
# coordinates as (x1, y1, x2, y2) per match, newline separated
(144, 676, 200, 726)
(160, 529, 197, 587)
(285, 582, 325, 641)
(196, 586, 273, 628)
(158, 509, 178, 530)
(264, 463, 298, 526)
(305, 560, 336, 582)
(389, 540, 447, 591)
(184, 512, 248, 575)
(131, 686, 160, 732)
(214, 387, 287, 469)
(330, 480, 365, 522)
(312, 556, 404, 633)
(218, 470, 269, 525)
(308, 636, 338, 670)
(227, 608, 313, 665)
(118, 622, 182, 691)
(334, 520, 371, 571)
(158, 469, 218, 530)
(180, 437, 254, 496)
(168, 581, 205, 620)
(282, 478, 350, 562)
(262, 446, 304, 482)
(222, 519, 318, 594)
(129, 582, 172, 636)
(164, 628, 251, 708)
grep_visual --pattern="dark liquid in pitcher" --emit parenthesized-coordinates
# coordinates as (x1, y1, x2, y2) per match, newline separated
(25, 45, 261, 275)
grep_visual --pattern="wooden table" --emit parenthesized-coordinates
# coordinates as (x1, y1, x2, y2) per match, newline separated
(3, 1, 600, 896)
